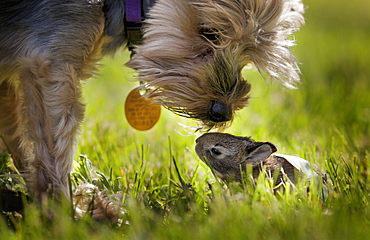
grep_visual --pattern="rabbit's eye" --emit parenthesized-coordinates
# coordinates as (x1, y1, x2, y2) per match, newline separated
(210, 148, 222, 156)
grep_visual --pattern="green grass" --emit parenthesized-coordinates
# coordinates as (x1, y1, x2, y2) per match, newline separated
(1, 0, 370, 239)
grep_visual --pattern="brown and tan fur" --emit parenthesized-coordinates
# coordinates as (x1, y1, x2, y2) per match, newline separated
(0, 0, 304, 199)
(195, 132, 298, 185)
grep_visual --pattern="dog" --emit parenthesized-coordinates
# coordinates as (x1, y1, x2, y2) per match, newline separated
(0, 0, 304, 199)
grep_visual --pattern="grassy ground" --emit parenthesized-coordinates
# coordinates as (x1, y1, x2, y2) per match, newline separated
(1, 0, 370, 239)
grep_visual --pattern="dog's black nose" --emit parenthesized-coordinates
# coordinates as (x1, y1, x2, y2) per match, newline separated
(209, 101, 232, 122)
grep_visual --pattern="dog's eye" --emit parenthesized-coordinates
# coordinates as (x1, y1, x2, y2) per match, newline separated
(199, 27, 219, 44)
(210, 147, 222, 156)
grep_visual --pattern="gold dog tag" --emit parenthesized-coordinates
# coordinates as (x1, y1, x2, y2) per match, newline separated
(125, 86, 161, 130)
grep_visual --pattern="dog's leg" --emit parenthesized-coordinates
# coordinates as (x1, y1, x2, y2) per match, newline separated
(0, 81, 29, 169)
(19, 57, 85, 198)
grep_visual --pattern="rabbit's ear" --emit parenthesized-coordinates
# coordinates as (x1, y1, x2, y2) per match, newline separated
(244, 142, 277, 166)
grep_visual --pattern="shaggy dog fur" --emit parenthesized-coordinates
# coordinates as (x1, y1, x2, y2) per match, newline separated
(0, 0, 304, 198)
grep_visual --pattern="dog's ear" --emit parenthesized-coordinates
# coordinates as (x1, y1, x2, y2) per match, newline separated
(242, 0, 305, 87)
(244, 142, 277, 166)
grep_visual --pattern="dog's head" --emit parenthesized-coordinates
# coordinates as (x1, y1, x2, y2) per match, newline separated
(126, 0, 304, 129)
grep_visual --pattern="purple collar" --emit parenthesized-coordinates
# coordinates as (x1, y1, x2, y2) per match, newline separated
(125, 0, 142, 23)
(125, 0, 155, 52)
